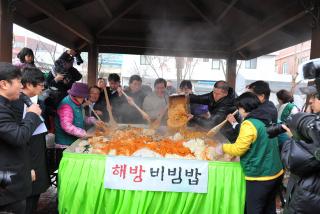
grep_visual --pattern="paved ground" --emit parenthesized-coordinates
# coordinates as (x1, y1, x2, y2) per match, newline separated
(37, 187, 58, 214)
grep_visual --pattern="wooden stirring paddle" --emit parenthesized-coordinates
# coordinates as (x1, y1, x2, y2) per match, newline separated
(86, 100, 109, 132)
(149, 105, 168, 130)
(103, 87, 117, 127)
(87, 103, 103, 121)
(207, 110, 238, 137)
(121, 90, 151, 123)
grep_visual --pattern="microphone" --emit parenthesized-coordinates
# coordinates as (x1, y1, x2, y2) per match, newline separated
(20, 92, 33, 107)
(20, 92, 44, 121)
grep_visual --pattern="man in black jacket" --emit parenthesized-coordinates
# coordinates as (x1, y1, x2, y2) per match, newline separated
(189, 80, 239, 143)
(95, 74, 123, 121)
(247, 80, 278, 123)
(227, 80, 278, 132)
(11, 67, 50, 214)
(0, 63, 42, 214)
(117, 75, 147, 123)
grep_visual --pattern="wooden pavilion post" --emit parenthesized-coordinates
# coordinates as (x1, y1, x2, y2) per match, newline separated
(310, 25, 320, 59)
(0, 0, 13, 62)
(87, 43, 98, 86)
(226, 56, 237, 89)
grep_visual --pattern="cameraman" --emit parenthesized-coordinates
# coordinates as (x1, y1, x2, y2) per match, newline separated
(44, 50, 83, 132)
(0, 63, 42, 214)
(45, 49, 83, 106)
(281, 80, 320, 211)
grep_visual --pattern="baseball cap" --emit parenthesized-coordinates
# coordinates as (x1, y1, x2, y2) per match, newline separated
(300, 85, 317, 95)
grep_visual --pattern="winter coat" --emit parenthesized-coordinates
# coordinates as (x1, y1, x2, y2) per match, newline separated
(0, 95, 42, 205)
(248, 100, 278, 124)
(189, 87, 239, 142)
(45, 67, 82, 108)
(10, 95, 50, 196)
(55, 96, 86, 145)
(281, 118, 320, 214)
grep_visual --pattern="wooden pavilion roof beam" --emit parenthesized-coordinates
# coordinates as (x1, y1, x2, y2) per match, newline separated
(216, 0, 298, 40)
(97, 0, 113, 18)
(97, 37, 230, 49)
(97, 0, 143, 35)
(28, 14, 48, 25)
(184, 0, 216, 28)
(28, 0, 96, 25)
(214, 0, 239, 24)
(98, 44, 229, 59)
(120, 16, 205, 25)
(219, 0, 264, 21)
(13, 12, 75, 48)
(233, 2, 307, 52)
(64, 0, 97, 10)
(24, 0, 94, 44)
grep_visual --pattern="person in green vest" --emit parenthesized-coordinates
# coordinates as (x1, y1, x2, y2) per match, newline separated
(55, 82, 103, 146)
(215, 92, 284, 214)
(276, 89, 299, 122)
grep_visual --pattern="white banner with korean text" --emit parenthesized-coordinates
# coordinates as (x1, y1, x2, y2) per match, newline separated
(104, 156, 208, 193)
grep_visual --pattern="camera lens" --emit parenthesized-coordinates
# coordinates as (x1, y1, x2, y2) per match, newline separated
(287, 113, 317, 142)
(266, 123, 286, 138)
(75, 54, 83, 65)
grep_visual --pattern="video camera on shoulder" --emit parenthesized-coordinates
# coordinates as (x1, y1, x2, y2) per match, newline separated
(267, 58, 320, 142)
(74, 50, 83, 65)
(60, 49, 83, 66)
(53, 59, 72, 82)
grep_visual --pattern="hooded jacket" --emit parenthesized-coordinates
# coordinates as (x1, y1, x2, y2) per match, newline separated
(247, 100, 278, 125)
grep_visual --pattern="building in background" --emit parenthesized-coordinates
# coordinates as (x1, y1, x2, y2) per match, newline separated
(275, 41, 310, 75)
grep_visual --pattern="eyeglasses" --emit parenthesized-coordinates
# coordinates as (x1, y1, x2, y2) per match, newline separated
(310, 94, 320, 99)
(37, 83, 45, 87)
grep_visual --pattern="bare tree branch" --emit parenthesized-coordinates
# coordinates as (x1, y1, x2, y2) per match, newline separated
(236, 60, 242, 76)
(146, 56, 160, 78)
(189, 58, 199, 79)
(220, 59, 226, 78)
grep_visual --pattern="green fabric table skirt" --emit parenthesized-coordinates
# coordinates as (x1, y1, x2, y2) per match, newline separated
(58, 152, 245, 214)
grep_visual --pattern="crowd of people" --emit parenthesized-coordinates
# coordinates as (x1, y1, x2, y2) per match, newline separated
(0, 46, 319, 214)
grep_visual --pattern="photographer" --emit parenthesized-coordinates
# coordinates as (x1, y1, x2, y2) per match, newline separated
(44, 50, 83, 132)
(0, 63, 42, 214)
(280, 59, 320, 213)
(45, 49, 83, 106)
